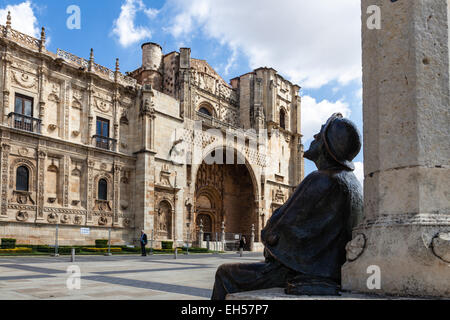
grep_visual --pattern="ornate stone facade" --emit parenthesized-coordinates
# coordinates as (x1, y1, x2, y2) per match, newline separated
(0, 17, 304, 248)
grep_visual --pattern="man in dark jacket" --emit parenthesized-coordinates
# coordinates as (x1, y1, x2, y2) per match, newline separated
(140, 230, 148, 256)
(211, 113, 363, 300)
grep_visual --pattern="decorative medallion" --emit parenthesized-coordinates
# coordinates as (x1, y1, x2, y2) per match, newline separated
(12, 71, 37, 89)
(16, 211, 29, 222)
(74, 215, 83, 225)
(60, 214, 70, 224)
(95, 98, 111, 113)
(98, 216, 108, 226)
(432, 232, 450, 263)
(18, 147, 29, 157)
(345, 233, 366, 262)
(47, 212, 58, 223)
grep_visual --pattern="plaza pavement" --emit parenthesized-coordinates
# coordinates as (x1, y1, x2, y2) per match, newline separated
(0, 252, 264, 300)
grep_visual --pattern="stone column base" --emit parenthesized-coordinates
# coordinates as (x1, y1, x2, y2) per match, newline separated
(342, 216, 450, 298)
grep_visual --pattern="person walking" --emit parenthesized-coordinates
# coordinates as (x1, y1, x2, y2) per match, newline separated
(140, 230, 148, 256)
(239, 236, 246, 257)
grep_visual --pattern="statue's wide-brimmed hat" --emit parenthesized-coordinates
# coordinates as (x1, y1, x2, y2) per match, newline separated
(321, 113, 361, 171)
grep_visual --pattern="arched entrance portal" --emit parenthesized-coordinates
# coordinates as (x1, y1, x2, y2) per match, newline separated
(194, 148, 257, 243)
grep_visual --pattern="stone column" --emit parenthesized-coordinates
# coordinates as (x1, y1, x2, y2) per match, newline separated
(342, 0, 450, 298)
(36, 149, 46, 220)
(113, 163, 121, 225)
(86, 156, 95, 223)
(87, 81, 95, 146)
(198, 220, 204, 248)
(221, 220, 225, 251)
(250, 224, 255, 252)
(1, 53, 11, 125)
(0, 143, 10, 217)
(62, 155, 69, 207)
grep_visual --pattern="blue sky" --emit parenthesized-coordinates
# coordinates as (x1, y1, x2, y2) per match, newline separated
(0, 0, 364, 183)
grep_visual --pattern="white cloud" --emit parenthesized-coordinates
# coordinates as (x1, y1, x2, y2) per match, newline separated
(353, 161, 364, 187)
(165, 0, 361, 89)
(112, 0, 158, 48)
(301, 95, 351, 143)
(0, 1, 39, 38)
(355, 87, 363, 101)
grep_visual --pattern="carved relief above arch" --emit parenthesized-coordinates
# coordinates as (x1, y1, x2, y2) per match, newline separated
(197, 100, 216, 118)
(11, 70, 37, 90)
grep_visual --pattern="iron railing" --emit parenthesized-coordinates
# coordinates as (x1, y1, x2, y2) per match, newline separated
(8, 112, 42, 133)
(93, 135, 117, 151)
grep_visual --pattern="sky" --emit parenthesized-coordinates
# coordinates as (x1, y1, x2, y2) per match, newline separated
(0, 0, 364, 185)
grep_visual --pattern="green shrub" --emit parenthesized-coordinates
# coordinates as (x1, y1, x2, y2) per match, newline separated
(36, 245, 51, 253)
(0, 247, 32, 253)
(1, 238, 16, 249)
(95, 239, 108, 248)
(82, 247, 122, 253)
(121, 246, 140, 253)
(147, 248, 182, 254)
(161, 241, 173, 249)
(181, 247, 210, 253)
(58, 247, 81, 254)
(36, 246, 81, 254)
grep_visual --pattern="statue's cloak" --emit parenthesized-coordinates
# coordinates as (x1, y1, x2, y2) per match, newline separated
(261, 168, 363, 282)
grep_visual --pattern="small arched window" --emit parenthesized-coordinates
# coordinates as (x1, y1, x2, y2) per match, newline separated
(280, 109, 286, 130)
(16, 166, 29, 191)
(98, 179, 108, 200)
(199, 107, 212, 117)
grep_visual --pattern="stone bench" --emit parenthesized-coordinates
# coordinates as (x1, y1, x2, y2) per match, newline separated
(226, 287, 423, 300)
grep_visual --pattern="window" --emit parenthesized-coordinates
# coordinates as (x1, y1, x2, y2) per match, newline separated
(15, 94, 33, 116)
(96, 118, 110, 149)
(280, 109, 286, 130)
(199, 107, 212, 117)
(16, 166, 29, 191)
(96, 118, 110, 138)
(98, 179, 108, 200)
(14, 94, 34, 131)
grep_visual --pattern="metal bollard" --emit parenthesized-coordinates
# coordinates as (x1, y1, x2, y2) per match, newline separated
(174, 246, 177, 259)
(150, 230, 154, 255)
(54, 224, 59, 257)
(70, 248, 75, 262)
(105, 227, 112, 256)
(240, 247, 243, 257)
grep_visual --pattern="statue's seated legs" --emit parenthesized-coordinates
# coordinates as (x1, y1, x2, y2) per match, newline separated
(211, 260, 341, 299)
(211, 260, 295, 300)
(285, 274, 340, 296)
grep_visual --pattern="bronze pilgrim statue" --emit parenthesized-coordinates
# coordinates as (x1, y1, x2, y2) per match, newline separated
(211, 113, 363, 300)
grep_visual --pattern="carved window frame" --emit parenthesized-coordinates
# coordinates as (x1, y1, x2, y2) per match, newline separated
(93, 173, 113, 201)
(280, 107, 287, 130)
(197, 102, 216, 118)
(16, 165, 30, 191)
(10, 158, 36, 192)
